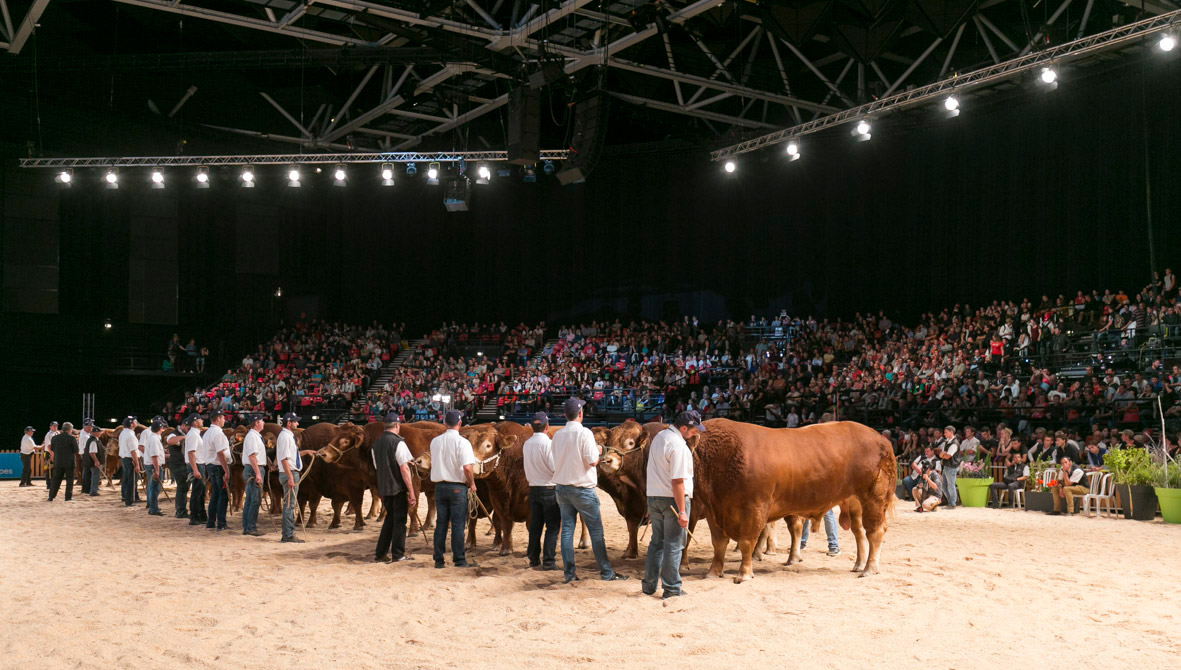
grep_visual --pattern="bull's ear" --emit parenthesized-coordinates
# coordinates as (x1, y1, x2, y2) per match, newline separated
(686, 433, 701, 452)
(635, 430, 653, 451)
(497, 434, 518, 450)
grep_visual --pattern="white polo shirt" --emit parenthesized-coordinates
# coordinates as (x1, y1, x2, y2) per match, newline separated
(184, 427, 204, 465)
(84, 431, 101, 457)
(646, 427, 694, 499)
(42, 429, 59, 450)
(138, 428, 150, 460)
(429, 429, 476, 483)
(242, 429, 266, 474)
(551, 421, 599, 488)
(118, 429, 139, 459)
(276, 428, 300, 472)
(143, 431, 166, 467)
(370, 438, 414, 469)
(201, 424, 230, 465)
(522, 432, 555, 487)
(20, 434, 36, 454)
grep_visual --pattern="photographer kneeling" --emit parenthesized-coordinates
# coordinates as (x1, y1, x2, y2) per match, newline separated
(911, 460, 943, 513)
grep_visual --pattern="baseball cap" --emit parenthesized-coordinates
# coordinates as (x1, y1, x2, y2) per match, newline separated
(25, 426, 34, 432)
(281, 412, 302, 423)
(245, 413, 264, 424)
(82, 418, 95, 427)
(673, 410, 707, 432)
(49, 421, 59, 427)
(382, 411, 399, 424)
(150, 418, 166, 431)
(185, 413, 203, 424)
(209, 409, 226, 419)
(530, 411, 549, 427)
(122, 415, 137, 428)
(563, 397, 586, 417)
(444, 409, 463, 426)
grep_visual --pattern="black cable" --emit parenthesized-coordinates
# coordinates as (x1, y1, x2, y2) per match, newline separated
(31, 24, 43, 156)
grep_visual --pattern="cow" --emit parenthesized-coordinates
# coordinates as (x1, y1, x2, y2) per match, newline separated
(691, 419, 895, 583)
(594, 421, 660, 559)
(297, 422, 370, 530)
(400, 421, 447, 529)
(464, 422, 527, 555)
(412, 424, 503, 550)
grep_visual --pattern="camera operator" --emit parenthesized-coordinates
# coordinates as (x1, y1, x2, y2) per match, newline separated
(901, 445, 935, 500)
(911, 459, 943, 513)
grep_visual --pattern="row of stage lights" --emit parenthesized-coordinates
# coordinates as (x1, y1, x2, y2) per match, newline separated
(52, 160, 560, 188)
(722, 31, 1177, 174)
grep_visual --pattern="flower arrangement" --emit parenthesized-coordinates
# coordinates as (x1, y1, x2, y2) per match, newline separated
(1026, 459, 1056, 492)
(958, 460, 991, 479)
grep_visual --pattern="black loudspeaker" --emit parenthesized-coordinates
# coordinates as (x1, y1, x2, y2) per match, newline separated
(556, 93, 609, 185)
(507, 87, 540, 165)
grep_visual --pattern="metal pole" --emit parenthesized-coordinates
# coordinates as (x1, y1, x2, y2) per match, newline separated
(1141, 63, 1157, 282)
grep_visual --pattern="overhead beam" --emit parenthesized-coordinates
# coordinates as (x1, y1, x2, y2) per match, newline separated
(319, 64, 471, 143)
(260, 92, 312, 137)
(488, 0, 594, 50)
(19, 149, 572, 168)
(610, 93, 778, 129)
(394, 93, 510, 149)
(939, 23, 967, 78)
(883, 36, 942, 96)
(976, 13, 1019, 53)
(114, 0, 368, 46)
(1, 0, 14, 43)
(609, 59, 840, 114)
(779, 37, 856, 107)
(973, 14, 1001, 64)
(322, 64, 379, 136)
(8, 0, 50, 55)
(1019, 0, 1075, 56)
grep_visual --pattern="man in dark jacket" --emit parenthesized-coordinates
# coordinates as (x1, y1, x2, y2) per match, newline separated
(372, 412, 417, 563)
(48, 422, 79, 502)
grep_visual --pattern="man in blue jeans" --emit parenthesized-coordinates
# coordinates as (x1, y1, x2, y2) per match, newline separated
(935, 425, 961, 508)
(551, 397, 628, 585)
(143, 418, 167, 516)
(204, 410, 232, 531)
(117, 416, 142, 507)
(240, 415, 267, 537)
(799, 508, 841, 556)
(642, 410, 705, 599)
(429, 410, 478, 568)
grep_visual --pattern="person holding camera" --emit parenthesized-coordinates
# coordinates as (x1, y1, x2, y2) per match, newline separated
(911, 460, 943, 513)
(901, 445, 935, 501)
(934, 425, 961, 508)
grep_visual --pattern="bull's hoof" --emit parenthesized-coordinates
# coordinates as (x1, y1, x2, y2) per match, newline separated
(763, 549, 778, 556)
(577, 541, 589, 550)
(851, 564, 866, 573)
(328, 522, 340, 529)
(732, 574, 753, 584)
(422, 523, 434, 531)
(705, 567, 724, 579)
(622, 551, 638, 560)
(785, 555, 803, 566)
(498, 548, 511, 557)
(857, 567, 879, 578)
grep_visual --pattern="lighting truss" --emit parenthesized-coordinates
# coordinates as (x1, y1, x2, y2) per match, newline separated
(18, 151, 570, 169)
(711, 8, 1181, 161)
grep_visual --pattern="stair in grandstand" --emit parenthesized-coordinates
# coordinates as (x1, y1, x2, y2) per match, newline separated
(476, 337, 558, 421)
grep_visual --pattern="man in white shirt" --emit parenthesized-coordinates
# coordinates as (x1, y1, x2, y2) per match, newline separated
(183, 414, 207, 526)
(117, 417, 142, 507)
(19, 426, 36, 487)
(138, 420, 155, 508)
(41, 421, 59, 490)
(240, 415, 267, 537)
(429, 410, 477, 568)
(959, 425, 981, 463)
(522, 412, 560, 571)
(373, 412, 416, 561)
(551, 397, 628, 584)
(275, 412, 305, 543)
(143, 419, 167, 516)
(1049, 456, 1089, 516)
(203, 410, 233, 531)
(641, 410, 704, 599)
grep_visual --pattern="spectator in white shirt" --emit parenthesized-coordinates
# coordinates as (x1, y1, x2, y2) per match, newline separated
(551, 397, 628, 584)
(641, 410, 704, 599)
(429, 409, 477, 568)
(522, 412, 560, 571)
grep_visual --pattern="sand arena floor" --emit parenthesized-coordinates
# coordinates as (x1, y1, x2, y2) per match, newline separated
(2, 479, 1178, 669)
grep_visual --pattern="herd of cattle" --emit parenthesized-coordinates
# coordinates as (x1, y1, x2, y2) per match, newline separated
(82, 418, 896, 582)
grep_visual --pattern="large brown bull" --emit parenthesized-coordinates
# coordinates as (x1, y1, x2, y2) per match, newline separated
(692, 419, 895, 583)
(412, 424, 503, 550)
(594, 420, 659, 559)
(297, 422, 369, 530)
(401, 421, 447, 529)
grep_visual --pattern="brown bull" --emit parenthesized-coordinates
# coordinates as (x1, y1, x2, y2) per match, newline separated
(595, 420, 660, 559)
(401, 421, 447, 529)
(693, 419, 895, 583)
(412, 424, 504, 550)
(297, 422, 369, 530)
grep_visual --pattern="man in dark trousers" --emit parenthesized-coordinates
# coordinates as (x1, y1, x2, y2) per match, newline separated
(522, 412, 560, 571)
(79, 419, 102, 496)
(372, 412, 417, 563)
(48, 422, 78, 502)
(167, 417, 193, 519)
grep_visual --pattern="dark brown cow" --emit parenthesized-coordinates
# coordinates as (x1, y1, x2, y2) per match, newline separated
(413, 424, 503, 550)
(594, 420, 666, 559)
(692, 419, 896, 583)
(298, 422, 369, 530)
(401, 421, 447, 529)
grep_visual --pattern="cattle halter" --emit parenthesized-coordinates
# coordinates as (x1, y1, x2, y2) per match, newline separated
(472, 451, 502, 479)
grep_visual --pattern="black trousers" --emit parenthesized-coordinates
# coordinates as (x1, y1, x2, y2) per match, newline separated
(376, 493, 410, 560)
(80, 461, 95, 495)
(20, 453, 33, 485)
(49, 465, 74, 501)
(527, 486, 561, 567)
(172, 463, 190, 517)
(189, 466, 207, 522)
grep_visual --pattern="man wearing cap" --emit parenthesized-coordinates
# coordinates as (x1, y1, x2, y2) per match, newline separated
(167, 417, 192, 519)
(276, 412, 305, 543)
(47, 422, 78, 502)
(241, 415, 267, 536)
(642, 410, 704, 599)
(372, 412, 416, 561)
(429, 409, 477, 568)
(41, 421, 60, 489)
(183, 414, 207, 525)
(143, 419, 167, 516)
(522, 411, 560, 571)
(551, 397, 628, 584)
(79, 420, 103, 496)
(204, 411, 232, 531)
(138, 419, 159, 508)
(117, 417, 142, 507)
(19, 426, 36, 486)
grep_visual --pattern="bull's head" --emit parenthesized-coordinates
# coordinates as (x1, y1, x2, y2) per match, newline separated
(608, 420, 650, 453)
(413, 451, 431, 477)
(599, 447, 624, 474)
(318, 424, 365, 463)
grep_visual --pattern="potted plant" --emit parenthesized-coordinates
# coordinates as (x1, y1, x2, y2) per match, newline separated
(954, 459, 993, 507)
(1153, 460, 1181, 524)
(1106, 448, 1158, 521)
(1024, 460, 1056, 512)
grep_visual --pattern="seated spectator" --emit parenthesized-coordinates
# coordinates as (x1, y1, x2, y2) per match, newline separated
(989, 452, 1028, 508)
(1049, 456, 1088, 516)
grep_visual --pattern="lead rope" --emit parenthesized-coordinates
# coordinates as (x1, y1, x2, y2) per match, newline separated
(295, 453, 317, 537)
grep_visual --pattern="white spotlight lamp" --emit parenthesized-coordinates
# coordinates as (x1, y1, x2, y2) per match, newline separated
(287, 167, 301, 188)
(241, 168, 255, 188)
(55, 168, 73, 186)
(1160, 33, 1176, 52)
(104, 168, 119, 189)
(476, 163, 492, 184)
(723, 160, 736, 173)
(333, 164, 347, 186)
(380, 163, 395, 186)
(195, 167, 210, 189)
(785, 141, 800, 162)
(852, 120, 872, 141)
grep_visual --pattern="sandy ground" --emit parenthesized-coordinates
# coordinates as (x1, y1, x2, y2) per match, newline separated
(2, 479, 1179, 669)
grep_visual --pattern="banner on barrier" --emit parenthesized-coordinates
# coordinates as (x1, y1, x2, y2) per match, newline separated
(0, 452, 24, 479)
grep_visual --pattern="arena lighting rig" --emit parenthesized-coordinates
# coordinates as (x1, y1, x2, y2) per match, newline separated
(712, 8, 1181, 171)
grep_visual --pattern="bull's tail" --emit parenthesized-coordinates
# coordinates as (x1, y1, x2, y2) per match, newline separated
(877, 440, 898, 523)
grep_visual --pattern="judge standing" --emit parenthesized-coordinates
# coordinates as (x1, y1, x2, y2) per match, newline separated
(47, 422, 78, 502)
(372, 412, 416, 561)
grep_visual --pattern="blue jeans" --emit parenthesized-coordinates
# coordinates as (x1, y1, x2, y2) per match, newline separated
(206, 466, 228, 529)
(555, 484, 615, 581)
(800, 508, 839, 552)
(121, 457, 136, 505)
(279, 472, 299, 539)
(146, 468, 161, 514)
(642, 496, 689, 596)
(433, 483, 469, 564)
(941, 466, 959, 506)
(242, 471, 261, 534)
(89, 467, 100, 495)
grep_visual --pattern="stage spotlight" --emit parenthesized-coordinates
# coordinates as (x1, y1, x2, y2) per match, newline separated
(241, 168, 255, 188)
(195, 167, 209, 189)
(274, 287, 283, 298)
(103, 318, 112, 330)
(150, 169, 165, 189)
(523, 165, 537, 183)
(381, 163, 395, 186)
(944, 96, 959, 111)
(287, 167, 301, 188)
(1160, 33, 1176, 52)
(476, 164, 491, 184)
(1040, 67, 1057, 84)
(333, 164, 347, 186)
(724, 160, 736, 173)
(406, 162, 417, 176)
(542, 160, 555, 175)
(852, 120, 872, 142)
(785, 142, 800, 162)
(105, 168, 119, 189)
(427, 161, 440, 184)
(55, 168, 73, 186)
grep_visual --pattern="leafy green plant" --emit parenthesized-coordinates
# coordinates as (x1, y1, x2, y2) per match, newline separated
(1026, 459, 1056, 492)
(1162, 462, 1181, 489)
(1105, 448, 1157, 486)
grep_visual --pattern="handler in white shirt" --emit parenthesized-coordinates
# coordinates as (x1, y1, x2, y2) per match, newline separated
(143, 420, 167, 516)
(641, 410, 703, 599)
(40, 421, 59, 490)
(117, 417, 142, 507)
(275, 412, 305, 543)
(19, 426, 37, 486)
(240, 415, 267, 537)
(522, 412, 560, 570)
(183, 414, 207, 526)
(202, 411, 233, 530)
(429, 410, 477, 568)
(551, 398, 627, 584)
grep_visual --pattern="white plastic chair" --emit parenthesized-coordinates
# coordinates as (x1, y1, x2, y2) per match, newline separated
(1082, 472, 1116, 518)
(1012, 487, 1025, 510)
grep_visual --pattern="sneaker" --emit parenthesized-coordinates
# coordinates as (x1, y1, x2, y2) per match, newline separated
(281, 537, 306, 543)
(247, 530, 266, 537)
(528, 561, 541, 569)
(176, 512, 190, 519)
(393, 556, 413, 562)
(661, 590, 684, 600)
(826, 548, 841, 557)
(541, 564, 560, 572)
(454, 561, 478, 568)
(563, 575, 580, 584)
(375, 555, 391, 563)
(148, 511, 164, 516)
(602, 574, 630, 582)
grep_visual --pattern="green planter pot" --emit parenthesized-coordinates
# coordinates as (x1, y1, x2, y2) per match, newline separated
(1154, 487, 1181, 524)
(955, 477, 993, 507)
